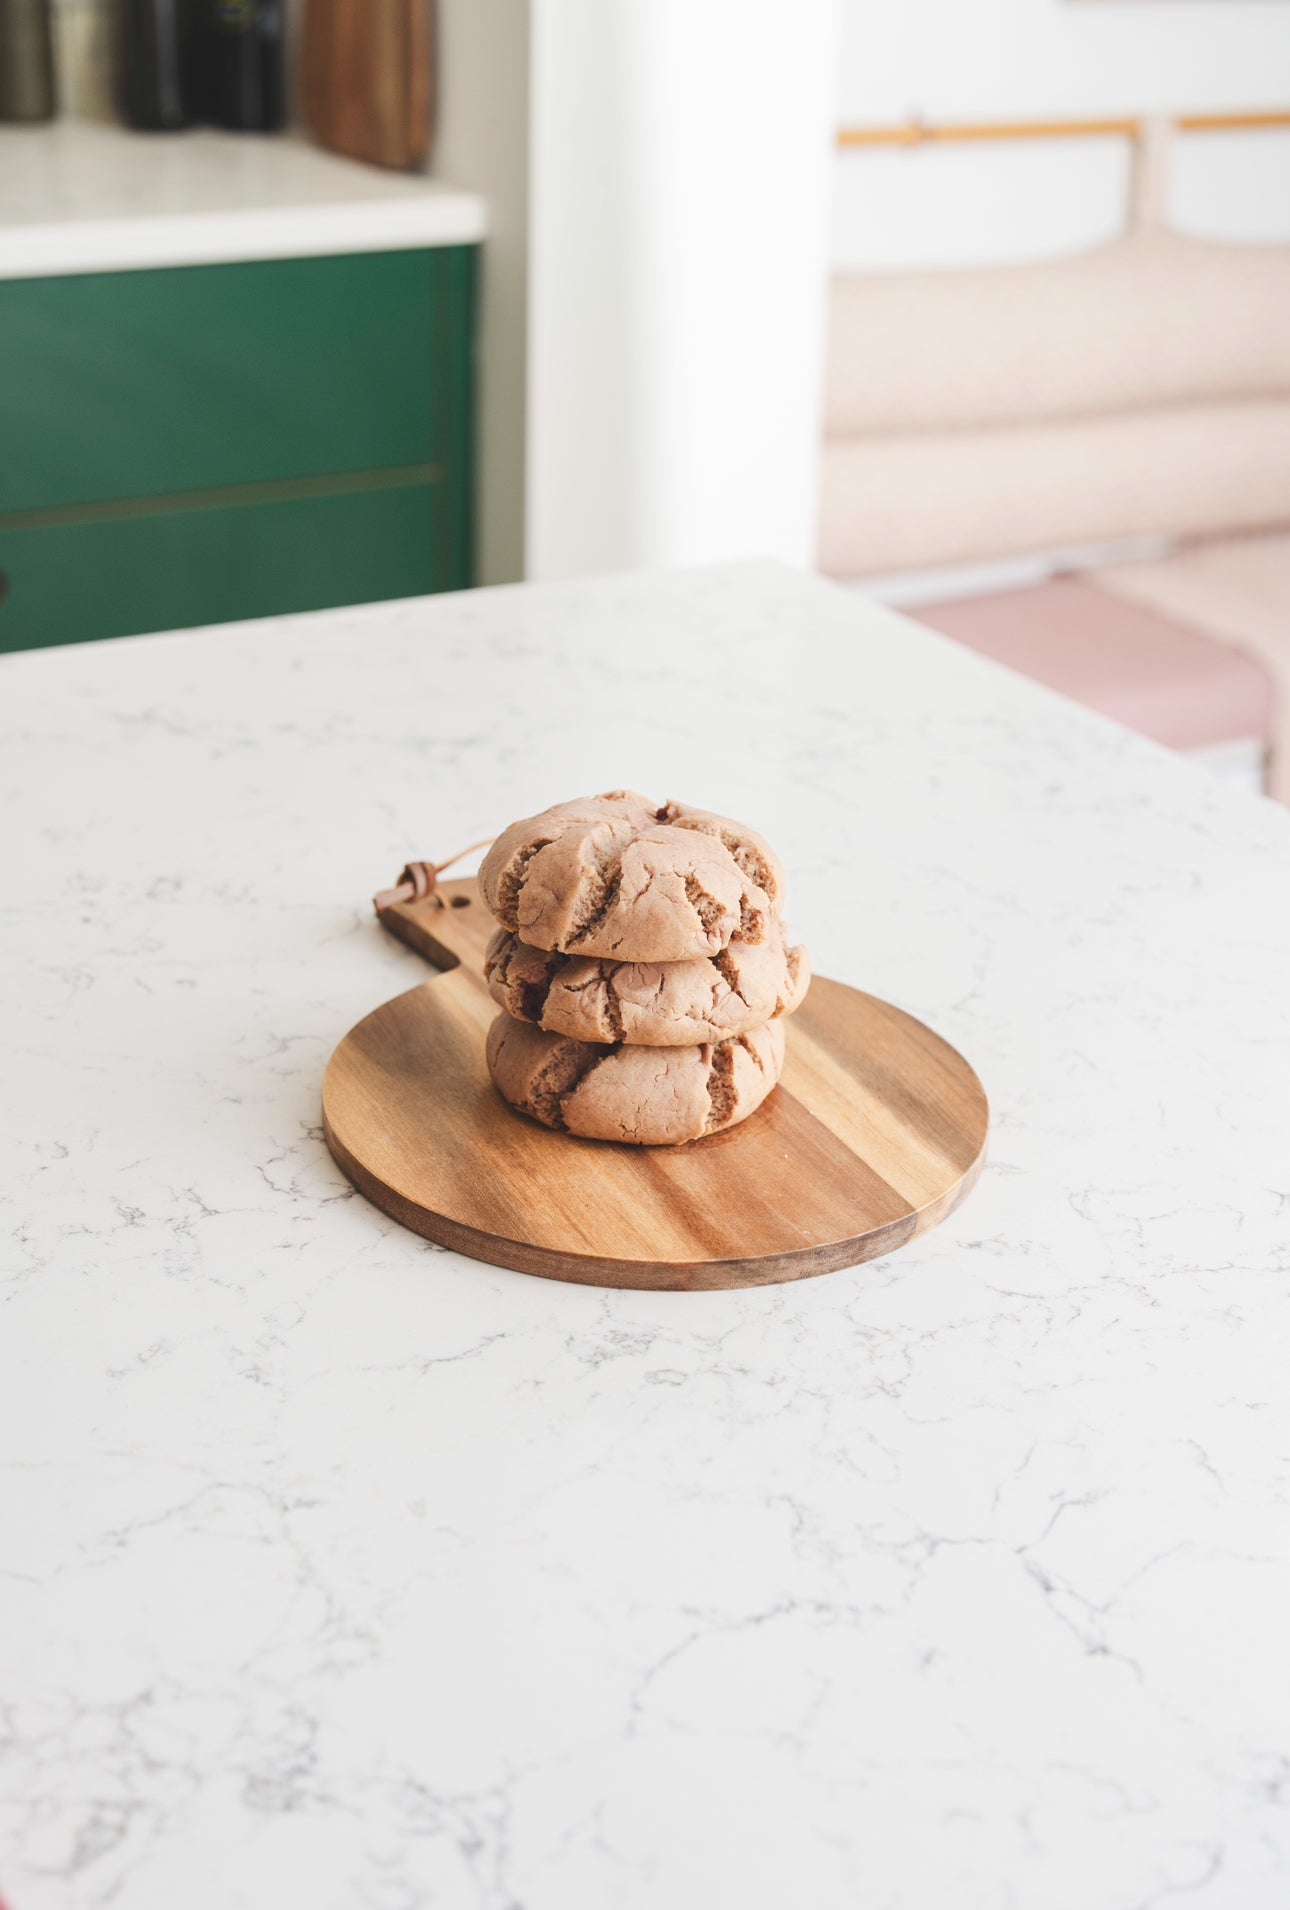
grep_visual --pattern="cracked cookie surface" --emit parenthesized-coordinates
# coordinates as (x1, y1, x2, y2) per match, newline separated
(486, 1014, 786, 1145)
(478, 790, 783, 962)
(485, 921, 810, 1047)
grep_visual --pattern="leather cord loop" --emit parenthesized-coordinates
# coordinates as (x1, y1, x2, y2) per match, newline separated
(373, 838, 494, 917)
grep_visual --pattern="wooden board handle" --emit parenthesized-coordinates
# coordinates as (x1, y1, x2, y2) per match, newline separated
(374, 867, 496, 977)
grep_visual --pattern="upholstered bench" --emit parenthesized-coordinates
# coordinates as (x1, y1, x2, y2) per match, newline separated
(908, 576, 1272, 787)
(821, 228, 1290, 796)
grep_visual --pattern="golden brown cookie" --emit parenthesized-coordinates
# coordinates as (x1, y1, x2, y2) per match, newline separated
(478, 791, 783, 962)
(484, 921, 810, 1047)
(485, 1013, 786, 1145)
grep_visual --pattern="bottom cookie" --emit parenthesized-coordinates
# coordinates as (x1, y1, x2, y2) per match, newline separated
(486, 1013, 785, 1146)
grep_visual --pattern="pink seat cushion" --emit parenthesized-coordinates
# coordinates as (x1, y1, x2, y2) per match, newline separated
(909, 577, 1272, 751)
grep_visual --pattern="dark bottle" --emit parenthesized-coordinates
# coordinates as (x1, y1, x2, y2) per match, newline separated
(202, 0, 285, 132)
(115, 0, 197, 130)
(0, 0, 56, 121)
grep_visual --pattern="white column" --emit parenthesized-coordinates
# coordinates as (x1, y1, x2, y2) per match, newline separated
(434, 0, 533, 587)
(526, 0, 841, 579)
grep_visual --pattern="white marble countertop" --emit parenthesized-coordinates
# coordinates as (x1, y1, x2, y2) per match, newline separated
(2, 564, 1289, 1910)
(0, 122, 486, 279)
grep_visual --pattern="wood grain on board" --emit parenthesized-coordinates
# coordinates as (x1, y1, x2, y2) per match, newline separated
(322, 878, 989, 1291)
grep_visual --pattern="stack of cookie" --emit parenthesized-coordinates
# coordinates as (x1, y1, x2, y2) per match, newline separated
(477, 791, 810, 1145)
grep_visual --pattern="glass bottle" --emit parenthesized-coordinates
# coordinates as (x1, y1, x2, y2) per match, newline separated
(114, 0, 197, 130)
(202, 0, 285, 132)
(0, 0, 56, 121)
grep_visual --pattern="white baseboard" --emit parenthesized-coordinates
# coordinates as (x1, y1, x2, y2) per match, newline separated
(1184, 737, 1268, 797)
(851, 537, 1179, 608)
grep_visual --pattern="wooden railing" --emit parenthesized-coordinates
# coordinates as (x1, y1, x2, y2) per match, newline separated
(837, 109, 1290, 150)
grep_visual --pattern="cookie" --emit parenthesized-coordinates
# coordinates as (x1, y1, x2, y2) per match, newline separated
(485, 1013, 786, 1145)
(484, 920, 810, 1047)
(478, 791, 783, 963)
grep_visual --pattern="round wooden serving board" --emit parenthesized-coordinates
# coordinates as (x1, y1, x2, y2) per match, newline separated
(323, 878, 988, 1291)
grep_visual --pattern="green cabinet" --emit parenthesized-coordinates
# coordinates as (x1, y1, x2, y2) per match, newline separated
(0, 480, 443, 649)
(0, 245, 474, 652)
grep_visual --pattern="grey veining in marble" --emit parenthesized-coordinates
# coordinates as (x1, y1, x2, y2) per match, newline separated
(2, 564, 1289, 1910)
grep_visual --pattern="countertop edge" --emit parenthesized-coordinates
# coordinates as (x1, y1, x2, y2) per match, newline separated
(0, 194, 488, 280)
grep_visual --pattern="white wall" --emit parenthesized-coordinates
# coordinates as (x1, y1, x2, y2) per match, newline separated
(433, 0, 531, 586)
(832, 0, 1290, 268)
(526, 0, 841, 580)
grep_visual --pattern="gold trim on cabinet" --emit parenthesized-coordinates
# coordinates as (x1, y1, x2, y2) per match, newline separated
(0, 464, 445, 535)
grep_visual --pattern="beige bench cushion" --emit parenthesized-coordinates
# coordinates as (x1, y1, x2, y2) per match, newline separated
(825, 232, 1290, 438)
(819, 399, 1290, 578)
(1097, 530, 1290, 801)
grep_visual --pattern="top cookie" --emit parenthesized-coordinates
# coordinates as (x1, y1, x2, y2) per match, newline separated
(478, 791, 784, 962)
